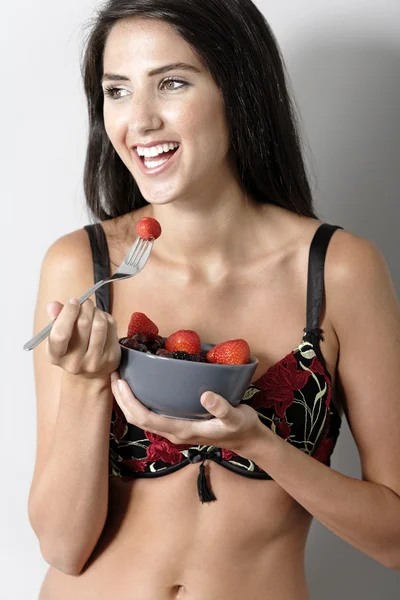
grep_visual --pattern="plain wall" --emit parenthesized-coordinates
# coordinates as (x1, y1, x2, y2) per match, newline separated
(2, 0, 399, 598)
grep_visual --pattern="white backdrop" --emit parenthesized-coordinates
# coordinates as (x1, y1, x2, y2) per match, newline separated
(2, 0, 400, 598)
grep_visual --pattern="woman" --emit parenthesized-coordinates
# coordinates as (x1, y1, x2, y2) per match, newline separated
(28, 0, 400, 598)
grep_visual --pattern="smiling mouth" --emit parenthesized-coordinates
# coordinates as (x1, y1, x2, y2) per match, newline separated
(140, 148, 178, 169)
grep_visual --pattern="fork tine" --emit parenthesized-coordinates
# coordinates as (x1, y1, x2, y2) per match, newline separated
(136, 240, 153, 266)
(124, 237, 144, 265)
(127, 238, 146, 266)
(127, 239, 152, 267)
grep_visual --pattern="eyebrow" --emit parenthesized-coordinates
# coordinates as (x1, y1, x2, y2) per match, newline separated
(101, 62, 201, 83)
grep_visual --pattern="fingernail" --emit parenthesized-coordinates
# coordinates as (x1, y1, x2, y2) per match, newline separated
(110, 372, 118, 383)
(117, 380, 124, 393)
(204, 393, 216, 408)
(69, 298, 80, 306)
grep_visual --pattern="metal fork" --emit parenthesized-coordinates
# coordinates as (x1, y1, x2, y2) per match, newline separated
(23, 237, 154, 351)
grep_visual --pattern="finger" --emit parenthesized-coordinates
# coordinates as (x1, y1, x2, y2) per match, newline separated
(84, 309, 109, 363)
(110, 370, 120, 383)
(111, 378, 148, 425)
(200, 392, 237, 426)
(67, 299, 96, 358)
(47, 298, 84, 359)
(113, 379, 182, 436)
(102, 313, 121, 356)
(46, 301, 64, 320)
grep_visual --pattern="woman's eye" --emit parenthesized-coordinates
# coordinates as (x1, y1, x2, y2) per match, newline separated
(103, 79, 187, 98)
(160, 78, 187, 91)
(103, 86, 130, 99)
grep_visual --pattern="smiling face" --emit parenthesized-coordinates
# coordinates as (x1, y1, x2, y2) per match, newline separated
(102, 17, 234, 205)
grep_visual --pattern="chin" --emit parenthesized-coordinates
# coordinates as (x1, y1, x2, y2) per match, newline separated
(138, 188, 178, 206)
(144, 195, 177, 206)
(138, 181, 189, 206)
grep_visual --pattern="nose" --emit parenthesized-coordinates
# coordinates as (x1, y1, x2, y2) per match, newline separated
(128, 93, 162, 135)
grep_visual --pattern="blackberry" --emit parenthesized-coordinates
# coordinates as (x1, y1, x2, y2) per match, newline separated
(148, 340, 163, 354)
(133, 334, 148, 345)
(120, 337, 140, 350)
(172, 351, 192, 361)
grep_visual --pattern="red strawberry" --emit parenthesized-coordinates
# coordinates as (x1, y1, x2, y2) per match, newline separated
(127, 312, 159, 340)
(165, 330, 201, 354)
(136, 217, 162, 241)
(206, 346, 217, 363)
(206, 339, 250, 365)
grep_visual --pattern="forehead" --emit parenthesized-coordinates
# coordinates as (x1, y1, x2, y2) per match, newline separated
(103, 17, 202, 70)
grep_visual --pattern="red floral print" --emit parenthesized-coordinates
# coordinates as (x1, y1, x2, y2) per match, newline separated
(309, 356, 332, 407)
(252, 352, 311, 418)
(221, 448, 235, 461)
(309, 356, 325, 376)
(145, 432, 190, 465)
(112, 398, 128, 442)
(313, 434, 335, 465)
(274, 417, 291, 440)
(120, 458, 147, 473)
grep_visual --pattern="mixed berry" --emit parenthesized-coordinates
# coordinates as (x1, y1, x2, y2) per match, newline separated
(120, 334, 209, 362)
(120, 312, 252, 366)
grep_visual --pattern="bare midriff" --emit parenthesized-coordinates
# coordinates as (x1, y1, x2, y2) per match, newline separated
(39, 461, 312, 600)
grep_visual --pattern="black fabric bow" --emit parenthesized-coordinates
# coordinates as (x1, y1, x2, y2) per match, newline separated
(187, 447, 223, 465)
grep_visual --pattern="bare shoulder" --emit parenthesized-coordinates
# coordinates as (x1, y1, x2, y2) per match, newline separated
(324, 228, 398, 329)
(45, 227, 92, 260)
(40, 228, 96, 300)
(325, 227, 390, 278)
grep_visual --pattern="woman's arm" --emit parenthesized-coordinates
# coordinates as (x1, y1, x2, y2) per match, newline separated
(247, 231, 400, 570)
(28, 231, 117, 576)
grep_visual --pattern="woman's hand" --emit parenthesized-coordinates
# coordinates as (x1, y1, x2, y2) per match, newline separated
(45, 299, 121, 380)
(111, 373, 274, 457)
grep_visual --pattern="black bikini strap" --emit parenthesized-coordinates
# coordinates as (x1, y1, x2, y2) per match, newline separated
(304, 223, 343, 343)
(83, 223, 111, 313)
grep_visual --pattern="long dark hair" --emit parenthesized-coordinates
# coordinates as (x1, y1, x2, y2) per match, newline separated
(82, 0, 317, 221)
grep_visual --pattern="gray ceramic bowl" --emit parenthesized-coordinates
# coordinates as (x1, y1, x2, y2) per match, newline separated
(119, 341, 258, 420)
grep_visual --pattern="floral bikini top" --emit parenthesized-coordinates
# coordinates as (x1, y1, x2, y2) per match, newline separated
(84, 222, 343, 503)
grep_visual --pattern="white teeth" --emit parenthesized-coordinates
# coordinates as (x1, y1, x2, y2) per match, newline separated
(144, 157, 169, 169)
(136, 142, 179, 158)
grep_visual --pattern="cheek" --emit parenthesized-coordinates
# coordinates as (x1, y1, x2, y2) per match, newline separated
(103, 111, 133, 172)
(182, 97, 229, 160)
(104, 108, 127, 147)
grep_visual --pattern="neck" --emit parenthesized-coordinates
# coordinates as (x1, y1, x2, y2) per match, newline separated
(147, 183, 268, 272)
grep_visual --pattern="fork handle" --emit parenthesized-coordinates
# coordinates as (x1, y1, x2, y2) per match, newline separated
(23, 279, 107, 351)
